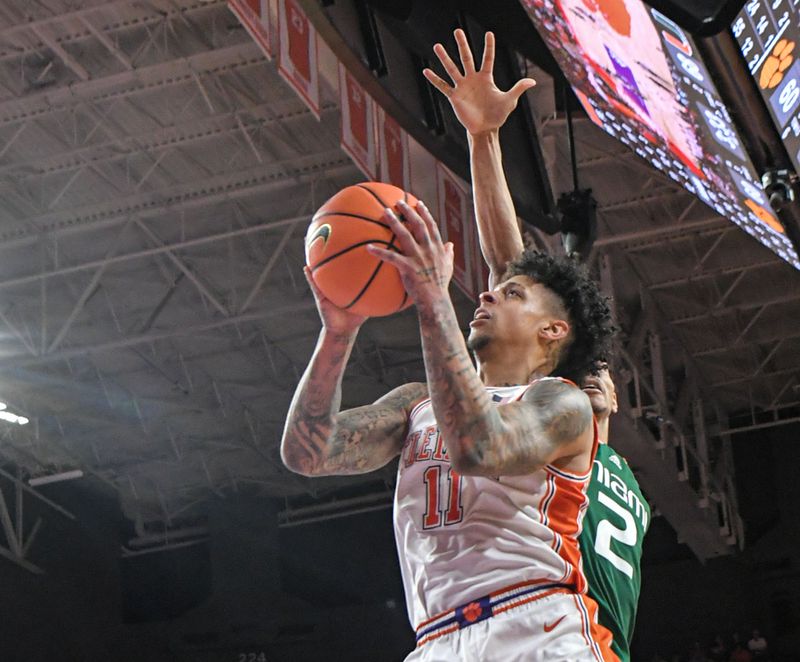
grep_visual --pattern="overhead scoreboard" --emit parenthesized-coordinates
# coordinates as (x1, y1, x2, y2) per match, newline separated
(732, 1, 800, 171)
(520, 0, 800, 269)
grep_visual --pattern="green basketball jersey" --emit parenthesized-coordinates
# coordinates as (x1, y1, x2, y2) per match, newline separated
(579, 443, 650, 662)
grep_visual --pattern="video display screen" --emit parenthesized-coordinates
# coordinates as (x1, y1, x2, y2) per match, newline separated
(520, 0, 800, 270)
(732, 1, 800, 171)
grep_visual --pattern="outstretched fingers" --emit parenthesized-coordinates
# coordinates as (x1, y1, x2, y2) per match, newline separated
(423, 68, 452, 97)
(508, 77, 537, 101)
(454, 29, 475, 74)
(480, 31, 495, 73)
(433, 42, 463, 83)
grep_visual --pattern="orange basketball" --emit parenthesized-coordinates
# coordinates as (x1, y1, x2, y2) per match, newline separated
(305, 182, 418, 317)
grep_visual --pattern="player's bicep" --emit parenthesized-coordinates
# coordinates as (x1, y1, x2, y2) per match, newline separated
(318, 382, 428, 475)
(519, 378, 594, 460)
(477, 379, 593, 475)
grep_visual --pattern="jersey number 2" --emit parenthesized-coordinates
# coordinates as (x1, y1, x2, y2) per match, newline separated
(422, 466, 463, 528)
(594, 492, 636, 578)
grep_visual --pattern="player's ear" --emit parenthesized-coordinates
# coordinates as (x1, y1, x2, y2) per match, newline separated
(539, 319, 570, 342)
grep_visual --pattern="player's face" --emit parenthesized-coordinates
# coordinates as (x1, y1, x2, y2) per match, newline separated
(580, 364, 618, 419)
(467, 275, 566, 355)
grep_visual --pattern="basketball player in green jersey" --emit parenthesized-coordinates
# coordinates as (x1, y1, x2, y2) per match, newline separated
(579, 362, 649, 660)
(425, 29, 649, 659)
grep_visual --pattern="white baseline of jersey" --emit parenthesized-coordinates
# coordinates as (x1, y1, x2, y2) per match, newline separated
(393, 382, 597, 630)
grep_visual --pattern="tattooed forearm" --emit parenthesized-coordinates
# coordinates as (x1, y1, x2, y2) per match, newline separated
(281, 329, 427, 477)
(417, 299, 592, 477)
(417, 297, 503, 472)
(281, 328, 355, 475)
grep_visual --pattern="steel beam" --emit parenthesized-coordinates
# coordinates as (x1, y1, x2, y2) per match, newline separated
(647, 258, 777, 291)
(134, 220, 229, 317)
(693, 325, 800, 359)
(671, 292, 800, 325)
(238, 220, 301, 313)
(0, 42, 264, 127)
(594, 217, 726, 248)
(0, 213, 308, 289)
(30, 25, 91, 81)
(78, 15, 134, 71)
(0, 153, 356, 245)
(0, 302, 317, 370)
(46, 220, 133, 353)
(710, 365, 799, 388)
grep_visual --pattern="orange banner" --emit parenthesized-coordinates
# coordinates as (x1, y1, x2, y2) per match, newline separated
(339, 64, 378, 179)
(436, 164, 474, 299)
(228, 0, 273, 59)
(377, 107, 411, 191)
(278, 0, 320, 118)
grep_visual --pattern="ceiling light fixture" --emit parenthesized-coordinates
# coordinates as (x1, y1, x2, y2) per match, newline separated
(0, 401, 29, 425)
(0, 410, 28, 425)
(28, 470, 84, 487)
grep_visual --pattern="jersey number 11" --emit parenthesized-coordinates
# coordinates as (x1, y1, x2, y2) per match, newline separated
(422, 465, 464, 529)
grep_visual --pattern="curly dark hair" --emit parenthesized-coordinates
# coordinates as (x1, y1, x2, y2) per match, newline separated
(504, 249, 617, 382)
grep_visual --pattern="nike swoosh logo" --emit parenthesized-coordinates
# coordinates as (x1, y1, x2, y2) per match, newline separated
(543, 614, 566, 633)
(307, 223, 332, 249)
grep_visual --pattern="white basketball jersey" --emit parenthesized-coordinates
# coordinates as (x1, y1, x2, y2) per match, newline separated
(393, 382, 597, 629)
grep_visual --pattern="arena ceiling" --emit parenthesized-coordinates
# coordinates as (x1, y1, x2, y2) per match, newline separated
(0, 0, 796, 553)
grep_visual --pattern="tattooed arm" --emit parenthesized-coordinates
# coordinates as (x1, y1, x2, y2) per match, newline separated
(369, 201, 593, 478)
(280, 267, 427, 477)
(280, 327, 426, 476)
(416, 298, 593, 477)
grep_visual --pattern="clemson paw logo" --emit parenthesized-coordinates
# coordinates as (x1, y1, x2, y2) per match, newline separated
(462, 602, 483, 623)
(760, 39, 795, 90)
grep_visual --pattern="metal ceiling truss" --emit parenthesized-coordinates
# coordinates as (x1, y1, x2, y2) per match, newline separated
(600, 256, 743, 553)
(0, 464, 77, 574)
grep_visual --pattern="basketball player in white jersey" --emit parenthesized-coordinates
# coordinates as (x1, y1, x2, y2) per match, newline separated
(424, 28, 650, 660)
(281, 195, 617, 658)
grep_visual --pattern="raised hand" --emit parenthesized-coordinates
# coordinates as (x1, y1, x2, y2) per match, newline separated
(303, 267, 366, 336)
(366, 201, 454, 309)
(423, 30, 536, 136)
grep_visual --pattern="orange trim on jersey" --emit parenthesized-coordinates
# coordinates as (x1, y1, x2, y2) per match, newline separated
(546, 417, 600, 480)
(542, 464, 594, 593)
(572, 593, 620, 662)
(545, 463, 592, 482)
(415, 623, 460, 647)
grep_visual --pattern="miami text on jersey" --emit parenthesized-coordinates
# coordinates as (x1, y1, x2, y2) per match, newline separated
(593, 458, 648, 530)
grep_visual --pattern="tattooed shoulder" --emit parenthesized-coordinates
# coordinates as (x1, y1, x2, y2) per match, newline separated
(521, 378, 592, 445)
(375, 381, 429, 411)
